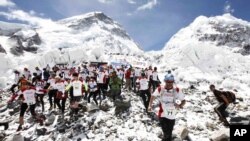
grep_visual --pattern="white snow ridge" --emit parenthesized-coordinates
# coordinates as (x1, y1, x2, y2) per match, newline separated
(0, 12, 250, 141)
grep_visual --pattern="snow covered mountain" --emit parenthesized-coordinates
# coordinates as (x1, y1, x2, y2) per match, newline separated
(150, 14, 250, 92)
(0, 12, 142, 56)
(0, 13, 250, 141)
(164, 14, 250, 54)
(0, 12, 143, 82)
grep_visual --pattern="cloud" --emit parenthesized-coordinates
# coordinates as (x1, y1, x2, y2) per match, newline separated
(0, 9, 66, 31)
(98, 0, 114, 4)
(224, 1, 234, 14)
(128, 0, 136, 4)
(29, 10, 36, 15)
(137, 0, 157, 11)
(0, 0, 15, 7)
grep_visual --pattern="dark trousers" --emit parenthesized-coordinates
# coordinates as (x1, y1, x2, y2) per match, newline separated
(140, 89, 151, 111)
(70, 96, 82, 115)
(111, 89, 121, 101)
(48, 90, 57, 108)
(36, 94, 45, 112)
(130, 77, 134, 88)
(152, 80, 159, 92)
(159, 117, 175, 141)
(98, 83, 106, 99)
(88, 91, 98, 105)
(20, 103, 36, 117)
(10, 84, 18, 94)
(133, 76, 139, 92)
(214, 103, 229, 124)
(55, 98, 66, 114)
(148, 78, 153, 90)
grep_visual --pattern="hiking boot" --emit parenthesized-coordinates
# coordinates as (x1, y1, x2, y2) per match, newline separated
(223, 122, 230, 127)
(16, 125, 22, 131)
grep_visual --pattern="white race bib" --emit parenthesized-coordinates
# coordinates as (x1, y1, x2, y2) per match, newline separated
(24, 91, 36, 105)
(163, 105, 176, 117)
(73, 81, 82, 96)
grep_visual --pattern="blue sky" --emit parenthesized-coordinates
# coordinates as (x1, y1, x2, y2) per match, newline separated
(0, 0, 250, 51)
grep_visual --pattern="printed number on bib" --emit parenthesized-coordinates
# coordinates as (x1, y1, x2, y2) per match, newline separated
(164, 106, 176, 117)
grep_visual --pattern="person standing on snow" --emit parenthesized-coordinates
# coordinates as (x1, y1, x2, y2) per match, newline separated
(97, 66, 108, 101)
(23, 68, 31, 80)
(16, 84, 42, 131)
(66, 73, 88, 115)
(209, 84, 235, 126)
(66, 73, 88, 102)
(47, 73, 57, 110)
(35, 67, 42, 78)
(146, 66, 153, 90)
(134, 67, 141, 92)
(117, 66, 125, 88)
(124, 67, 132, 91)
(54, 76, 68, 116)
(43, 68, 50, 81)
(136, 72, 151, 112)
(109, 71, 122, 101)
(152, 67, 161, 92)
(10, 70, 21, 95)
(88, 76, 98, 105)
(34, 76, 47, 112)
(148, 73, 186, 141)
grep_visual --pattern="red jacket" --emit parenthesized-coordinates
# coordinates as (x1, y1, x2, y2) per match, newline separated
(125, 70, 131, 79)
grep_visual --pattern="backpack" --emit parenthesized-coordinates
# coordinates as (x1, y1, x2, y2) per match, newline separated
(223, 91, 236, 103)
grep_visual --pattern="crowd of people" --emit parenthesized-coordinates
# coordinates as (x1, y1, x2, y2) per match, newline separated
(7, 64, 164, 131)
(2, 62, 237, 141)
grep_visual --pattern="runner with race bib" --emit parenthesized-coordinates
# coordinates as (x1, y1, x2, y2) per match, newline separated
(16, 84, 38, 131)
(148, 73, 186, 141)
(136, 72, 151, 112)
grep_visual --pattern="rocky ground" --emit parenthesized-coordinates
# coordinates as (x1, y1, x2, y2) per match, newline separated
(0, 84, 249, 141)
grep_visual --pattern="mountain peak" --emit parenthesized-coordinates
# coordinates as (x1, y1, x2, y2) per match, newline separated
(164, 14, 250, 55)
(58, 11, 110, 22)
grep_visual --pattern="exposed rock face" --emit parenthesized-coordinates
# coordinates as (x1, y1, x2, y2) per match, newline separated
(9, 31, 41, 56)
(0, 44, 6, 54)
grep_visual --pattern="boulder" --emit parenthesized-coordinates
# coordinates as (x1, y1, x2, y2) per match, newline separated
(211, 129, 229, 141)
(0, 44, 6, 53)
(5, 134, 24, 141)
(87, 103, 100, 113)
(0, 133, 6, 141)
(0, 105, 8, 113)
(99, 101, 111, 112)
(45, 114, 56, 126)
(114, 99, 131, 115)
(36, 128, 47, 136)
(173, 126, 189, 140)
(57, 123, 68, 133)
